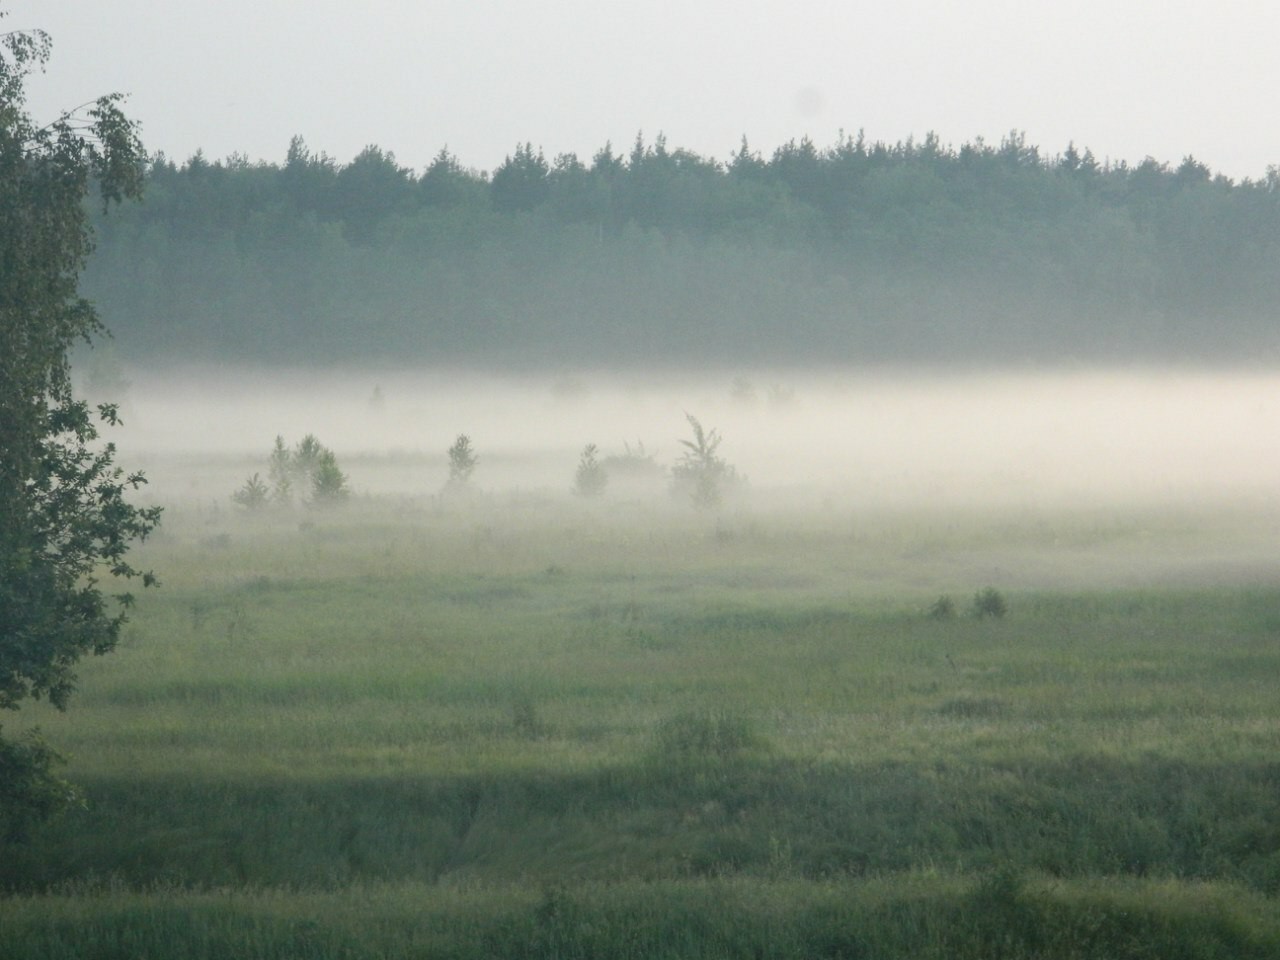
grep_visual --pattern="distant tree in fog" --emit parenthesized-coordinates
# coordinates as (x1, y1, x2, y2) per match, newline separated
(671, 415, 739, 510)
(420, 148, 487, 209)
(309, 448, 351, 505)
(231, 473, 270, 509)
(268, 436, 294, 502)
(446, 434, 478, 491)
(255, 434, 349, 507)
(574, 443, 608, 498)
(491, 143, 550, 214)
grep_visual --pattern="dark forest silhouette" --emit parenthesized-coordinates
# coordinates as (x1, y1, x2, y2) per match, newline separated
(84, 131, 1280, 366)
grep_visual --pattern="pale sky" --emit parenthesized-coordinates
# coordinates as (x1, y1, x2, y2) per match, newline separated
(8, 0, 1280, 180)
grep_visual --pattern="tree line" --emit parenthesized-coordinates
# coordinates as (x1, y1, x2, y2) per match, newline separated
(82, 132, 1280, 367)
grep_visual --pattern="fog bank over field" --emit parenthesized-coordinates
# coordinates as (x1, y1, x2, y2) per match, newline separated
(104, 366, 1280, 515)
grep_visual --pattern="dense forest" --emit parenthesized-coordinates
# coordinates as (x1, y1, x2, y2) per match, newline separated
(83, 132, 1280, 367)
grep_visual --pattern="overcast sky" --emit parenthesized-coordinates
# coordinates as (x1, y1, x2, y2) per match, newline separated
(8, 0, 1280, 179)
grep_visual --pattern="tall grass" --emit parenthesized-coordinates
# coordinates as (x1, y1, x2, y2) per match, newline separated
(4, 876, 1279, 959)
(4, 493, 1279, 956)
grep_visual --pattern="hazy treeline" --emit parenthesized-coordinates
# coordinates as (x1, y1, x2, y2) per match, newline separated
(84, 132, 1280, 366)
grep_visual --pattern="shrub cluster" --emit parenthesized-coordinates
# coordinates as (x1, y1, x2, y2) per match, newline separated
(233, 434, 349, 508)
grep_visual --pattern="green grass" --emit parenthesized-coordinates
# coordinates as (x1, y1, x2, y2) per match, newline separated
(3, 876, 1279, 959)
(3, 492, 1280, 957)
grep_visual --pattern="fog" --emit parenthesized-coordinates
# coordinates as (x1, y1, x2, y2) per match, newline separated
(105, 366, 1279, 518)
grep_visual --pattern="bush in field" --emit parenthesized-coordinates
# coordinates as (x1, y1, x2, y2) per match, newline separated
(309, 449, 350, 505)
(230, 473, 270, 510)
(671, 414, 740, 509)
(239, 435, 349, 507)
(445, 434, 478, 492)
(972, 587, 1008, 619)
(573, 443, 607, 498)
(600, 441, 664, 489)
(292, 434, 327, 485)
(0, 731, 79, 842)
(928, 594, 958, 620)
(267, 435, 294, 502)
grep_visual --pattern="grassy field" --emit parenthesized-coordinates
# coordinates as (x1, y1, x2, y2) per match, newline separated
(3, 463, 1280, 957)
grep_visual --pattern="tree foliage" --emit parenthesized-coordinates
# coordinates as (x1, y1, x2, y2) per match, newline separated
(77, 125, 1280, 368)
(672, 415, 738, 510)
(309, 447, 351, 505)
(445, 434, 478, 491)
(253, 434, 349, 506)
(0, 728, 78, 841)
(231, 473, 270, 510)
(573, 443, 607, 498)
(0, 14, 158, 831)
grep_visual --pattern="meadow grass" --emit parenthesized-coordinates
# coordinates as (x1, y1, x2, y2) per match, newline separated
(3, 488, 1279, 956)
(4, 875, 1279, 959)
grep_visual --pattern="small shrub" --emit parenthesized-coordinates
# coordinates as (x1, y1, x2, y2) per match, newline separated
(445, 434, 477, 490)
(928, 594, 957, 620)
(268, 435, 294, 502)
(600, 441, 665, 492)
(293, 434, 326, 481)
(973, 586, 1008, 619)
(259, 434, 349, 506)
(573, 443, 607, 498)
(231, 473, 270, 510)
(309, 449, 350, 505)
(671, 414, 741, 510)
(600, 441, 660, 476)
(0, 729, 79, 842)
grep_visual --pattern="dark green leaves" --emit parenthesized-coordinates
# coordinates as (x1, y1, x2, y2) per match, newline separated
(0, 15, 157, 828)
